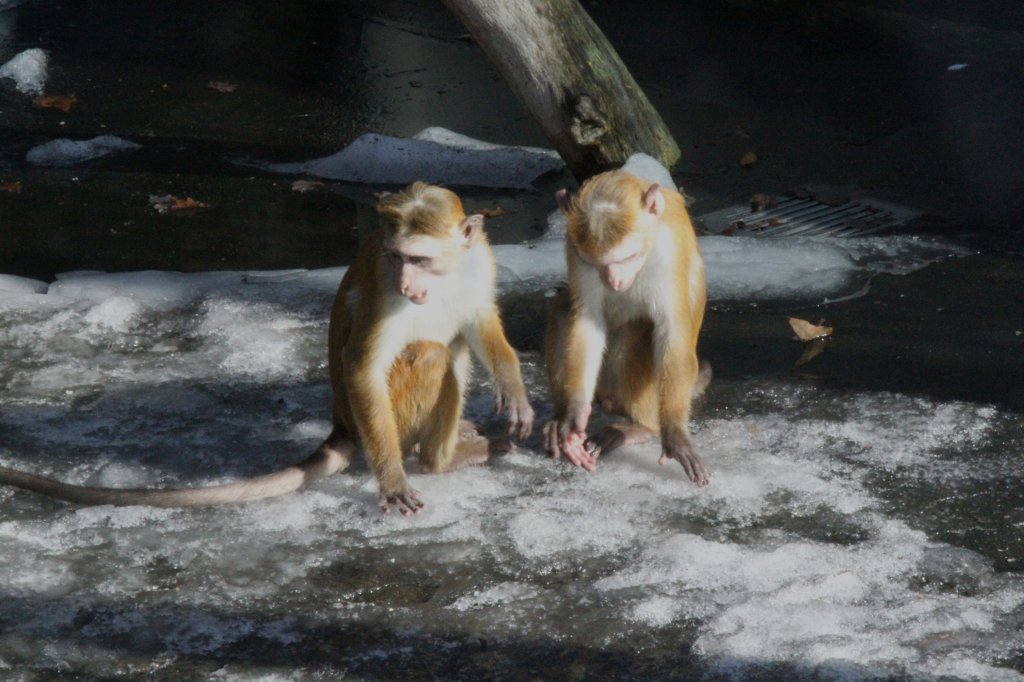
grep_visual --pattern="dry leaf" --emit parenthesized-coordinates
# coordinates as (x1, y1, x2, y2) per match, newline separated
(149, 194, 209, 214)
(476, 206, 511, 217)
(170, 197, 208, 210)
(788, 317, 833, 341)
(739, 151, 758, 168)
(291, 179, 324, 193)
(0, 181, 22, 194)
(33, 94, 78, 112)
(793, 338, 829, 368)
(207, 81, 238, 93)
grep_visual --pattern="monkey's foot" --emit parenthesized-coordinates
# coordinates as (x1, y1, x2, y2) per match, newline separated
(487, 435, 515, 456)
(584, 422, 656, 459)
(444, 433, 496, 472)
(381, 485, 424, 515)
(596, 391, 623, 414)
(659, 445, 711, 487)
(456, 421, 514, 457)
(459, 420, 486, 440)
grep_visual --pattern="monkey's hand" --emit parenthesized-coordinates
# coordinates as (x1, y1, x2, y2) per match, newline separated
(542, 404, 597, 472)
(496, 390, 534, 441)
(658, 430, 710, 487)
(379, 483, 425, 515)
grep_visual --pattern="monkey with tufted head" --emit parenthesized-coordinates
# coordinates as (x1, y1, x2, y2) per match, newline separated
(543, 169, 711, 486)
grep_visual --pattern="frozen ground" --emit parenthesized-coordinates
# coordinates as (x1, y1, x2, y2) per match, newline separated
(1, 238, 1021, 681)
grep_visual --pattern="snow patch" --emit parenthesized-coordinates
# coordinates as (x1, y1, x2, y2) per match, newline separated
(0, 47, 47, 95)
(26, 135, 142, 167)
(250, 127, 564, 189)
(0, 274, 47, 295)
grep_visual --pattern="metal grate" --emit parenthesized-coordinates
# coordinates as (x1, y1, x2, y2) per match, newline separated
(698, 196, 922, 238)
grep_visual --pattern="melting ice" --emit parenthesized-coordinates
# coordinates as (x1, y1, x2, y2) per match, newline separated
(0, 238, 1020, 680)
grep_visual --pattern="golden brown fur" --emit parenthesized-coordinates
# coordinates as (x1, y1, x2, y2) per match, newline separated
(544, 169, 711, 485)
(324, 182, 533, 513)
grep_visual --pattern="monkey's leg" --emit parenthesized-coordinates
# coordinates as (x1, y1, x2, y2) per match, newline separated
(405, 341, 489, 474)
(542, 288, 573, 455)
(375, 341, 455, 514)
(657, 347, 711, 487)
(585, 321, 662, 460)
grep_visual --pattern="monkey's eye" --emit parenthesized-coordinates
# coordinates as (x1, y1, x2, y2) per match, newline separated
(408, 256, 430, 267)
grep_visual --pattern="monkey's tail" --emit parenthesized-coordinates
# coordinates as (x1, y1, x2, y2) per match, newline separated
(0, 441, 355, 508)
(692, 359, 713, 399)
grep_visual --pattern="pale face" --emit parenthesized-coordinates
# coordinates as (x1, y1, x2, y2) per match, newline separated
(383, 234, 457, 304)
(576, 232, 649, 292)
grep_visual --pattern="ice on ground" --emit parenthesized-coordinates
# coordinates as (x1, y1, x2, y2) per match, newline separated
(496, 233, 964, 304)
(26, 135, 142, 167)
(0, 240, 1019, 679)
(0, 274, 47, 294)
(28, 232, 958, 311)
(0, 47, 46, 95)
(248, 126, 564, 189)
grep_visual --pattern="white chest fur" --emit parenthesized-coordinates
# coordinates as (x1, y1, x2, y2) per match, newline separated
(594, 225, 681, 327)
(373, 243, 494, 370)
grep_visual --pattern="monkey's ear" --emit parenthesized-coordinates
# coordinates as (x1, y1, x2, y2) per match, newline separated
(555, 188, 572, 214)
(641, 184, 665, 217)
(460, 214, 484, 245)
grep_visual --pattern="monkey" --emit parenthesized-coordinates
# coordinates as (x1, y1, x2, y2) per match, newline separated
(0, 182, 533, 513)
(541, 168, 711, 486)
(322, 181, 533, 514)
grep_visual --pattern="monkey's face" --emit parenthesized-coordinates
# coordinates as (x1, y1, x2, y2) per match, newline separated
(576, 232, 649, 293)
(384, 235, 457, 304)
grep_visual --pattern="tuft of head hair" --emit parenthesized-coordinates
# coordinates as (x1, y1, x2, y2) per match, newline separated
(565, 170, 650, 256)
(377, 182, 466, 239)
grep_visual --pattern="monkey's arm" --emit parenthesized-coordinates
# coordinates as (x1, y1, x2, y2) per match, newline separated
(655, 327, 710, 486)
(343, 338, 421, 513)
(554, 306, 607, 470)
(464, 309, 534, 439)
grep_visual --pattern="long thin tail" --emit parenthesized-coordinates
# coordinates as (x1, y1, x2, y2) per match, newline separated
(692, 359, 713, 399)
(0, 440, 355, 508)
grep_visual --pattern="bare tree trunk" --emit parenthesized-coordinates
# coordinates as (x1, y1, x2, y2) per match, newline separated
(440, 0, 680, 181)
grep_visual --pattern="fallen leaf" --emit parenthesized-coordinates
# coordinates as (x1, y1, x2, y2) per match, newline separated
(170, 197, 208, 210)
(793, 338, 829, 368)
(149, 194, 209, 214)
(0, 181, 22, 194)
(33, 94, 78, 112)
(739, 151, 758, 168)
(476, 206, 511, 217)
(207, 81, 238, 93)
(291, 179, 324, 193)
(788, 317, 833, 341)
